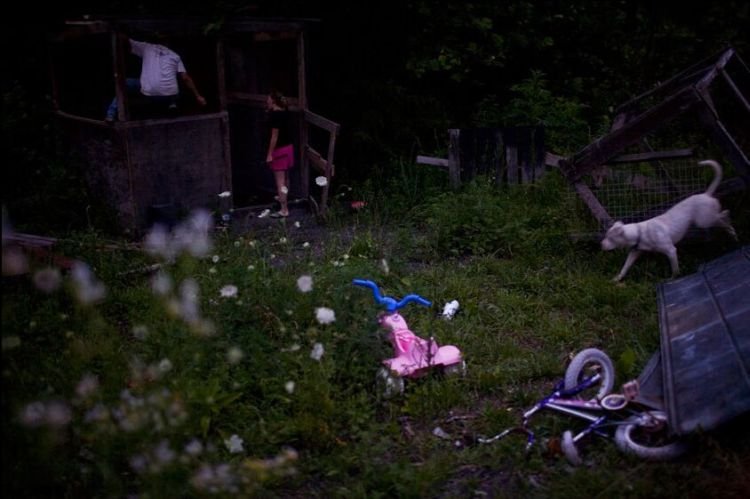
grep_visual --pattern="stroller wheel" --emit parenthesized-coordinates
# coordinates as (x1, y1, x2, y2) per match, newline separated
(561, 430, 583, 466)
(376, 367, 404, 398)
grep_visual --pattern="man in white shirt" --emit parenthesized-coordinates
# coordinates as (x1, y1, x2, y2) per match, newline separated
(106, 35, 206, 121)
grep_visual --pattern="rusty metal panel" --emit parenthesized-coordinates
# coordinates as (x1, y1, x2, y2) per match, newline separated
(657, 246, 750, 435)
(126, 115, 231, 230)
(62, 118, 138, 230)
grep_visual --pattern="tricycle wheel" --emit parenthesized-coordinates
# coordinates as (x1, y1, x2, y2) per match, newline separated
(564, 348, 615, 400)
(615, 410, 688, 461)
(444, 360, 467, 377)
(376, 367, 404, 398)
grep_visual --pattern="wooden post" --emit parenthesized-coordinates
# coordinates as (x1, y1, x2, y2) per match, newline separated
(297, 31, 309, 200)
(448, 129, 461, 189)
(574, 181, 612, 228)
(506, 145, 518, 185)
(216, 39, 227, 112)
(494, 128, 504, 186)
(112, 31, 129, 122)
(216, 39, 233, 204)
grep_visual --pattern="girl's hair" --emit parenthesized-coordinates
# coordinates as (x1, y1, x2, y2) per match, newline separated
(270, 90, 288, 110)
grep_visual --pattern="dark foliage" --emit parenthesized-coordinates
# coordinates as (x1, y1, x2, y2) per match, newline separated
(3, 1, 749, 232)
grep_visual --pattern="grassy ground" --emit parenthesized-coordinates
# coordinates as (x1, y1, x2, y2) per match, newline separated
(3, 171, 749, 498)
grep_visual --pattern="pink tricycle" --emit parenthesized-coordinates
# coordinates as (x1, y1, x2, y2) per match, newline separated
(353, 279, 466, 397)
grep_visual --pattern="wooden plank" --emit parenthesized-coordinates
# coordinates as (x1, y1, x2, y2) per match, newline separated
(608, 149, 694, 164)
(615, 48, 730, 116)
(306, 146, 328, 173)
(326, 126, 337, 178)
(562, 87, 702, 181)
(544, 152, 564, 168)
(297, 32, 307, 112)
(494, 129, 504, 186)
(6, 233, 58, 247)
(300, 108, 310, 198)
(573, 181, 612, 227)
(448, 129, 461, 188)
(113, 32, 129, 122)
(228, 92, 301, 109)
(506, 145, 518, 184)
(416, 155, 450, 168)
(696, 103, 750, 176)
(216, 39, 227, 112)
(720, 69, 750, 113)
(304, 110, 340, 133)
(253, 32, 298, 42)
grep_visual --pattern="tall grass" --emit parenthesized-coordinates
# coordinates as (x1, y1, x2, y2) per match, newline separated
(3, 169, 749, 497)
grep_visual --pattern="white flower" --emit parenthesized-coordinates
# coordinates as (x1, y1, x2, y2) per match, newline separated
(33, 268, 62, 294)
(279, 237, 287, 244)
(280, 186, 288, 194)
(144, 224, 172, 259)
(19, 401, 46, 427)
(258, 209, 271, 218)
(285, 381, 296, 394)
(218, 191, 232, 198)
(225, 434, 244, 454)
(247, 264, 255, 271)
(296, 275, 313, 293)
(132, 325, 149, 340)
(2, 336, 21, 350)
(219, 285, 238, 298)
(129, 454, 148, 474)
(442, 300, 460, 320)
(154, 440, 176, 464)
(75, 374, 99, 398)
(227, 347, 244, 365)
(315, 176, 328, 187)
(212, 255, 220, 263)
(185, 439, 203, 456)
(294, 221, 301, 228)
(71, 261, 106, 305)
(310, 342, 325, 361)
(28, 400, 72, 428)
(302, 242, 310, 248)
(179, 279, 201, 324)
(151, 271, 172, 296)
(315, 307, 336, 325)
(158, 358, 173, 373)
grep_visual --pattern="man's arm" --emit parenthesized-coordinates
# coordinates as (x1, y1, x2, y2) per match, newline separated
(178, 72, 207, 107)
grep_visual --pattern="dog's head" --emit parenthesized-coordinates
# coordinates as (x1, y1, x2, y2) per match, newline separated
(601, 221, 627, 250)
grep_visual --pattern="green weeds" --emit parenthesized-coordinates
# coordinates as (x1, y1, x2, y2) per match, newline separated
(3, 174, 749, 497)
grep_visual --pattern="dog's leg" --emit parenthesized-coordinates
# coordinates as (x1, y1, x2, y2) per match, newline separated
(665, 246, 679, 277)
(718, 210, 738, 240)
(614, 249, 642, 282)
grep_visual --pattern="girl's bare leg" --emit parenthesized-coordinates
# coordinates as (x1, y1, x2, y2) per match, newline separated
(274, 170, 289, 216)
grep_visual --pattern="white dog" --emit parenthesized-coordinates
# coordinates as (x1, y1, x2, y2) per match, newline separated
(601, 159, 737, 281)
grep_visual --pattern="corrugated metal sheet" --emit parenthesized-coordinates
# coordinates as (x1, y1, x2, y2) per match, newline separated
(657, 246, 750, 435)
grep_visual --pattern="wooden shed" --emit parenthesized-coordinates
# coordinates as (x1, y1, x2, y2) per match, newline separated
(49, 17, 339, 234)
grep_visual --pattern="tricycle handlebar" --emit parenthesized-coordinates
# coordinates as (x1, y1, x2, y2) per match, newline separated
(352, 279, 431, 312)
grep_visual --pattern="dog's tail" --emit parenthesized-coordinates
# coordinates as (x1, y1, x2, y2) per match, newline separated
(699, 159, 723, 196)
